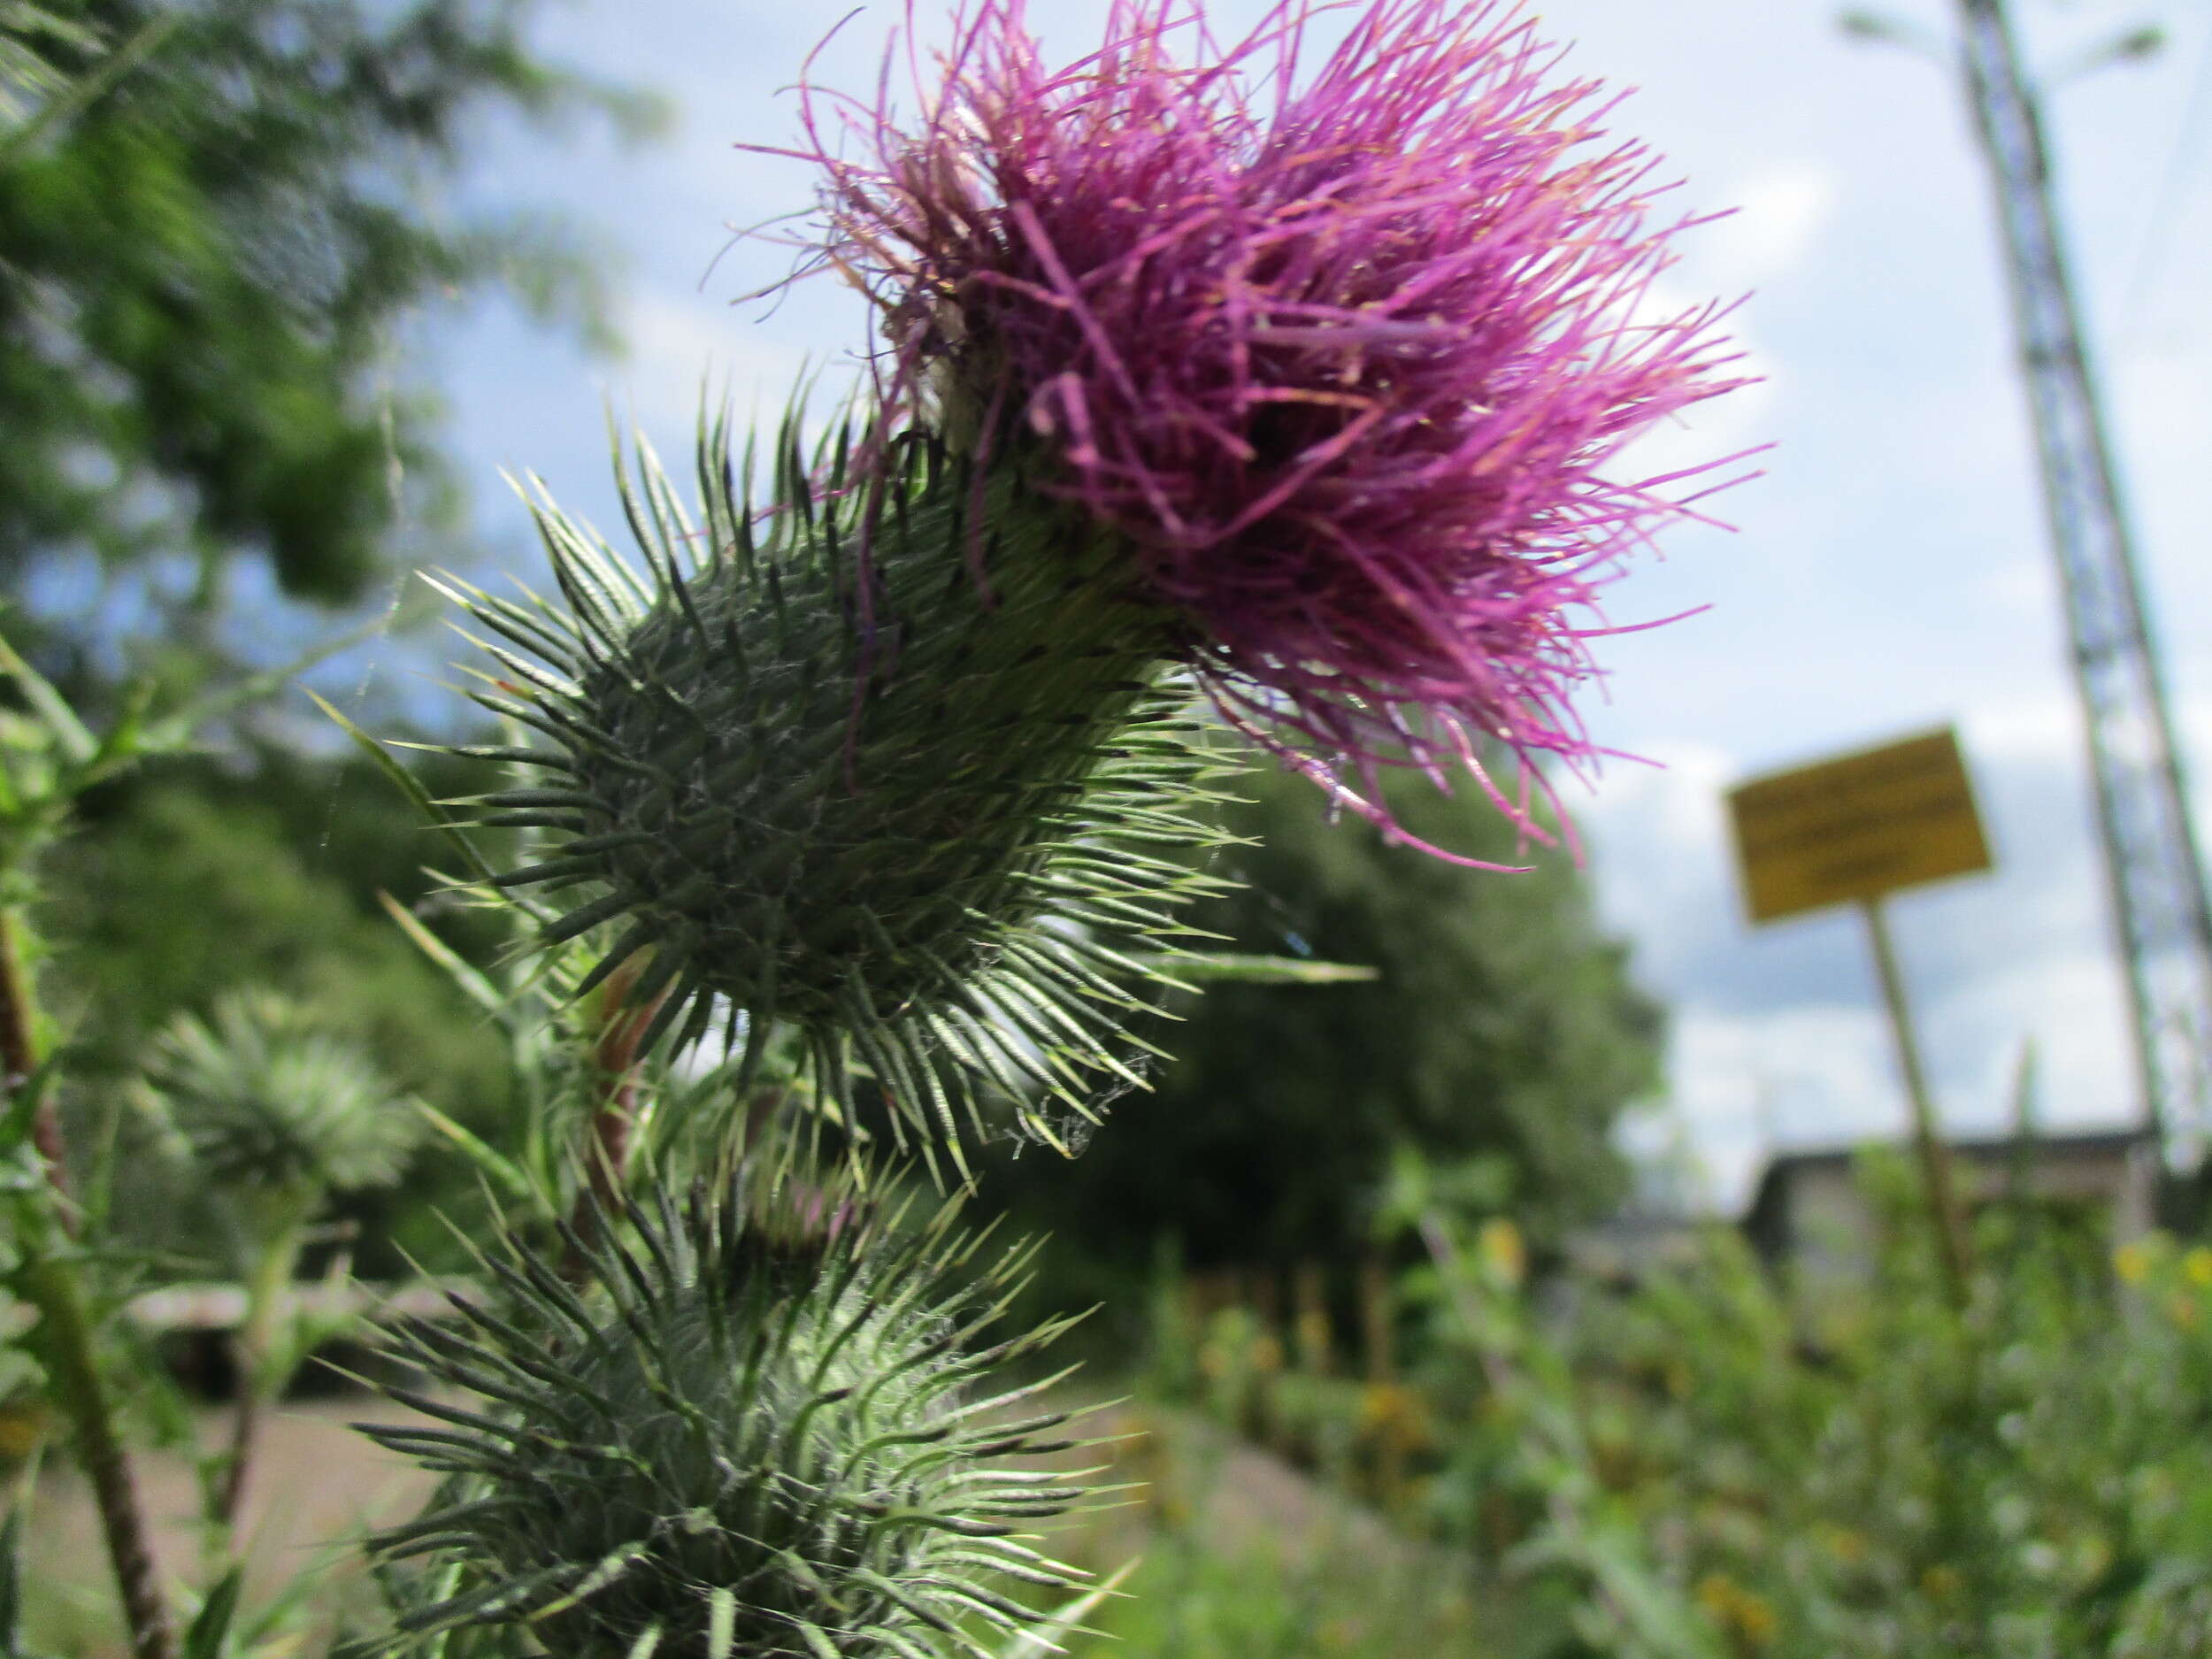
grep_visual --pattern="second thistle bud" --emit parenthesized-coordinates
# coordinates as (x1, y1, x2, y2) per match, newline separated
(363, 1179, 1088, 1658)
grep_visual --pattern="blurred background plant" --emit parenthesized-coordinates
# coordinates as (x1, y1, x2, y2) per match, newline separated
(0, 0, 652, 1286)
(137, 988, 419, 1547)
(1107, 1139, 2212, 1659)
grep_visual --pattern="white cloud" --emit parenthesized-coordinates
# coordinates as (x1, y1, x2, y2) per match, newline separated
(1709, 164, 1840, 284)
(1663, 1002, 1900, 1208)
(602, 288, 845, 440)
(1960, 696, 2082, 764)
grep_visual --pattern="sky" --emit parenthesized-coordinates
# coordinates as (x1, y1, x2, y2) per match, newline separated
(403, 0, 2212, 1209)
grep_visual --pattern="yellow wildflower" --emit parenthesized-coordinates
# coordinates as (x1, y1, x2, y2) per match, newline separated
(1695, 1574, 1778, 1653)
(1479, 1217, 1527, 1286)
(1734, 1593, 1778, 1647)
(2185, 1247, 2212, 1288)
(1821, 1525, 1869, 1565)
(2115, 1240, 2154, 1286)
(0, 1404, 44, 1461)
(1921, 1564, 1964, 1602)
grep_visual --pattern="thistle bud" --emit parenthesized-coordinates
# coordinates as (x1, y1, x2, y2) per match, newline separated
(361, 1179, 1087, 1659)
(444, 421, 1235, 1147)
(141, 989, 418, 1202)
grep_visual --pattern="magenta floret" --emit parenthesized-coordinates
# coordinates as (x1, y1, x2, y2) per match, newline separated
(772, 0, 1752, 852)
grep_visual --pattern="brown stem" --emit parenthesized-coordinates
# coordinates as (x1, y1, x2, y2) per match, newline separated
(211, 1225, 301, 1539)
(1861, 896, 1976, 1310)
(214, 1386, 260, 1534)
(23, 1259, 177, 1659)
(564, 960, 668, 1271)
(4, 904, 173, 1659)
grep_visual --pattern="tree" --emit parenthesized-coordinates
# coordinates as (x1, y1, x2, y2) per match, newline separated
(0, 0, 655, 681)
(991, 761, 1665, 1282)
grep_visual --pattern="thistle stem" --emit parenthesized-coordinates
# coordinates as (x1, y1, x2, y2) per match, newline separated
(214, 1223, 304, 1539)
(565, 960, 666, 1265)
(0, 909, 66, 1216)
(2, 903, 175, 1659)
(20, 1256, 177, 1659)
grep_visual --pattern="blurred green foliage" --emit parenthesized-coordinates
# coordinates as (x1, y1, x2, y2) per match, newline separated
(1148, 1146, 2212, 1658)
(0, 0, 655, 685)
(38, 749, 512, 1274)
(44, 749, 504, 1094)
(989, 762, 1662, 1301)
(1066, 1533, 1484, 1658)
(0, 0, 647, 1281)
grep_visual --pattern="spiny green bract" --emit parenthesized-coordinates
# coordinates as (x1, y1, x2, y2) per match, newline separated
(439, 416, 1240, 1154)
(140, 988, 418, 1197)
(360, 1180, 1090, 1659)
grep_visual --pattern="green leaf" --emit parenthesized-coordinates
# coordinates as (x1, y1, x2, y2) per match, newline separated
(85, 680, 157, 776)
(0, 1056, 58, 1161)
(0, 11, 180, 171)
(376, 893, 503, 1014)
(302, 689, 495, 885)
(994, 1560, 1138, 1659)
(412, 1100, 541, 1213)
(183, 1569, 242, 1659)
(0, 634, 92, 768)
(1138, 951, 1379, 986)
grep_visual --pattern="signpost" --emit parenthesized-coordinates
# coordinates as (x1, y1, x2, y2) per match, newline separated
(1726, 727, 1994, 1304)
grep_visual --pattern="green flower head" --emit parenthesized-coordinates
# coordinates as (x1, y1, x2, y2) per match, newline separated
(142, 988, 417, 1199)
(442, 417, 1240, 1155)
(363, 1176, 1088, 1659)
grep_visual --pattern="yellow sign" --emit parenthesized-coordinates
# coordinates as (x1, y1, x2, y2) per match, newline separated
(1726, 728, 1993, 924)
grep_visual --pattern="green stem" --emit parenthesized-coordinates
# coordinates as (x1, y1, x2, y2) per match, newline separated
(2, 905, 173, 1659)
(0, 910, 65, 1216)
(19, 1257, 177, 1659)
(214, 1222, 304, 1540)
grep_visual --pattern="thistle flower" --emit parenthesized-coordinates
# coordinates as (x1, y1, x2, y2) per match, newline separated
(780, 0, 1750, 841)
(444, 419, 1236, 1148)
(142, 989, 418, 1200)
(361, 1177, 1088, 1659)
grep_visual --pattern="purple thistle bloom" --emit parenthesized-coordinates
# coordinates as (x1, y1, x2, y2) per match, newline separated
(772, 0, 1753, 856)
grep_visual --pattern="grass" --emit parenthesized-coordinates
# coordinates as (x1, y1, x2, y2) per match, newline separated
(1055, 1403, 1492, 1658)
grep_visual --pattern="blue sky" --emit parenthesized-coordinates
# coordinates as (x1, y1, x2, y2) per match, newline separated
(402, 0, 2212, 1207)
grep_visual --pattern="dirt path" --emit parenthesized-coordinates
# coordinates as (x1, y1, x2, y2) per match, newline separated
(28, 1396, 439, 1655)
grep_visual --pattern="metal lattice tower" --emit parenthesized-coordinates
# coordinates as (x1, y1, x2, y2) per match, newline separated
(1949, 0, 2212, 1148)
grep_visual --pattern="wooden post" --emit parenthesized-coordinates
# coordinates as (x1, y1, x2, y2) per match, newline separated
(1357, 1249, 1404, 1509)
(1251, 1263, 1282, 1335)
(1862, 894, 1976, 1307)
(1358, 1251, 1394, 1386)
(1292, 1261, 1332, 1374)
